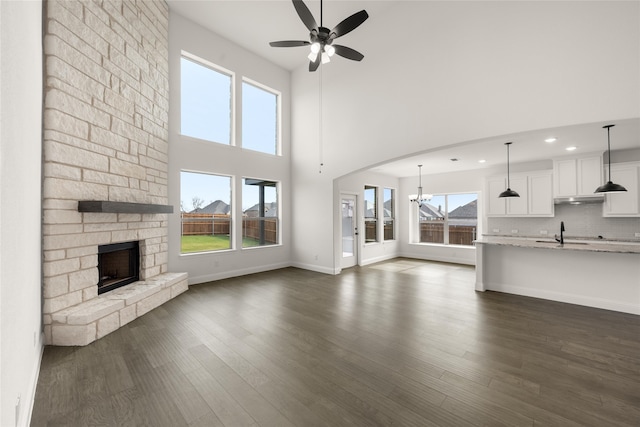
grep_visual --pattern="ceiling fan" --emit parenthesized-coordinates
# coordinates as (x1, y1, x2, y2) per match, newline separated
(269, 0, 369, 72)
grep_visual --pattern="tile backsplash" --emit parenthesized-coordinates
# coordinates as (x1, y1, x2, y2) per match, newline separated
(487, 203, 640, 240)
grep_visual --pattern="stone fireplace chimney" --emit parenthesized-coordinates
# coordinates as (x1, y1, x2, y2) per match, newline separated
(42, 0, 187, 346)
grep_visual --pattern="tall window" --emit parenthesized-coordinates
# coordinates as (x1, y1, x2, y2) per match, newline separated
(242, 178, 279, 247)
(383, 188, 395, 240)
(180, 56, 232, 144)
(418, 193, 477, 246)
(419, 195, 445, 244)
(180, 171, 232, 253)
(364, 185, 377, 243)
(242, 80, 279, 155)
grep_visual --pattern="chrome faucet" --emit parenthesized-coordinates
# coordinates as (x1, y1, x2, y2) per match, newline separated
(555, 221, 565, 244)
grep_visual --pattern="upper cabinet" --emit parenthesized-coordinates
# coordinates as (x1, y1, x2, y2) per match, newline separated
(485, 170, 553, 217)
(553, 153, 603, 198)
(603, 162, 640, 217)
(528, 172, 554, 216)
(486, 176, 507, 216)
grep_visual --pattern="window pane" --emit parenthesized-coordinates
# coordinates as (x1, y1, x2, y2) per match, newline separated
(384, 188, 394, 240)
(242, 178, 279, 247)
(342, 199, 355, 257)
(364, 186, 377, 243)
(181, 57, 231, 144)
(242, 81, 278, 155)
(448, 193, 477, 246)
(419, 195, 445, 244)
(180, 171, 232, 253)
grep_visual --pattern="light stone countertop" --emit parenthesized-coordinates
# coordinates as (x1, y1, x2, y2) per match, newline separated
(474, 236, 640, 254)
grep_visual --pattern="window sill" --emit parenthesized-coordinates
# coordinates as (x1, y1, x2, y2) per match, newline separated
(409, 242, 475, 249)
(241, 243, 282, 251)
(180, 248, 235, 256)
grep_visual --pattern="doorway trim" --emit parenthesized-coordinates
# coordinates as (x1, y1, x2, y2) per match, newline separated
(340, 193, 360, 269)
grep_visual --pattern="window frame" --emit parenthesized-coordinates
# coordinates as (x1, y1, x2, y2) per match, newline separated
(180, 51, 236, 146)
(364, 185, 378, 244)
(179, 170, 234, 255)
(241, 77, 282, 156)
(415, 192, 478, 247)
(241, 177, 281, 249)
(383, 187, 395, 241)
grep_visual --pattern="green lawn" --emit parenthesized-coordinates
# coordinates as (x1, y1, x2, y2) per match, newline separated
(181, 234, 261, 253)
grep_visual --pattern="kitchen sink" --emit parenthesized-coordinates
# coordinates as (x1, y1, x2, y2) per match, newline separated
(535, 240, 589, 245)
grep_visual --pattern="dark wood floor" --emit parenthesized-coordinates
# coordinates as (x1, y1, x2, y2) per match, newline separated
(31, 259, 640, 426)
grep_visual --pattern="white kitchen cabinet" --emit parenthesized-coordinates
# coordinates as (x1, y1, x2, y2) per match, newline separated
(485, 170, 553, 217)
(528, 172, 554, 216)
(603, 162, 640, 217)
(486, 177, 506, 216)
(506, 175, 528, 215)
(553, 154, 603, 197)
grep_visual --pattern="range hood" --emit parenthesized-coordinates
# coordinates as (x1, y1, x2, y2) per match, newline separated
(554, 195, 605, 205)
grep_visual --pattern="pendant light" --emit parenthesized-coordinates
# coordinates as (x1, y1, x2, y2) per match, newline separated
(410, 165, 431, 207)
(498, 142, 520, 198)
(595, 124, 627, 193)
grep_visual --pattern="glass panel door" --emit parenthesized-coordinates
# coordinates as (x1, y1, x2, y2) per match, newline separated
(341, 195, 358, 268)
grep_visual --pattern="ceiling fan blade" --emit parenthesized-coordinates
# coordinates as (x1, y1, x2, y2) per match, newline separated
(309, 55, 320, 72)
(269, 40, 311, 48)
(330, 10, 368, 39)
(293, 0, 318, 32)
(333, 45, 364, 61)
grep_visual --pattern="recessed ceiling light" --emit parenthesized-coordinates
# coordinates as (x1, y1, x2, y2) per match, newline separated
(545, 137, 557, 143)
(478, 159, 486, 163)
(566, 146, 577, 151)
(450, 158, 459, 162)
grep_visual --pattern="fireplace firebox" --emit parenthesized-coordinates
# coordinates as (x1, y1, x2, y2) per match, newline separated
(97, 241, 140, 294)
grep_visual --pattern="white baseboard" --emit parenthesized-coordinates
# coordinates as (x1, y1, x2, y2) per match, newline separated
(24, 334, 45, 427)
(290, 261, 338, 275)
(486, 282, 640, 315)
(360, 253, 397, 266)
(398, 251, 476, 266)
(187, 261, 292, 285)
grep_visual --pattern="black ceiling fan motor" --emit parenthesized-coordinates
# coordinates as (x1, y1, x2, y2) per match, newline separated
(269, 0, 368, 72)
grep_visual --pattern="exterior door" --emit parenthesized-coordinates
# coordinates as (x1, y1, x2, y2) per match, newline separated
(341, 195, 358, 268)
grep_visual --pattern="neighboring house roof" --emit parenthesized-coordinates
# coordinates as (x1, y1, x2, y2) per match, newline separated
(449, 199, 477, 219)
(419, 203, 444, 220)
(244, 201, 278, 217)
(192, 200, 230, 214)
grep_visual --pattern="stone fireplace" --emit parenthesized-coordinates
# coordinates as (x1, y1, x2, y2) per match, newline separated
(42, 0, 187, 346)
(97, 241, 140, 294)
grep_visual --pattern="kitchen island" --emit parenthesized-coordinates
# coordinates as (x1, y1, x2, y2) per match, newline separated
(475, 236, 640, 314)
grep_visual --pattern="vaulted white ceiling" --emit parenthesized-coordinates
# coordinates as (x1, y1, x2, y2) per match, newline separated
(167, 1, 640, 177)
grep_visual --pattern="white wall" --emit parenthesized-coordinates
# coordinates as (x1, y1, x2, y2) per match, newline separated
(334, 171, 400, 271)
(0, 1, 44, 426)
(290, 1, 640, 273)
(168, 13, 292, 283)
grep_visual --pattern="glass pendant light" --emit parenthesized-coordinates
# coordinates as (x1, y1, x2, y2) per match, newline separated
(595, 124, 627, 193)
(499, 142, 520, 198)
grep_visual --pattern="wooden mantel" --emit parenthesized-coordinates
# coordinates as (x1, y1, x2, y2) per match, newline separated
(78, 201, 174, 214)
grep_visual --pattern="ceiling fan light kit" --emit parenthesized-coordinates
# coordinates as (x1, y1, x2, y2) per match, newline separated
(499, 142, 520, 198)
(270, 0, 368, 72)
(595, 124, 627, 194)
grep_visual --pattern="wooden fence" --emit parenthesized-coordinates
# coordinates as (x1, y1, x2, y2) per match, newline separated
(182, 213, 277, 244)
(182, 213, 230, 236)
(242, 218, 278, 244)
(420, 223, 476, 245)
